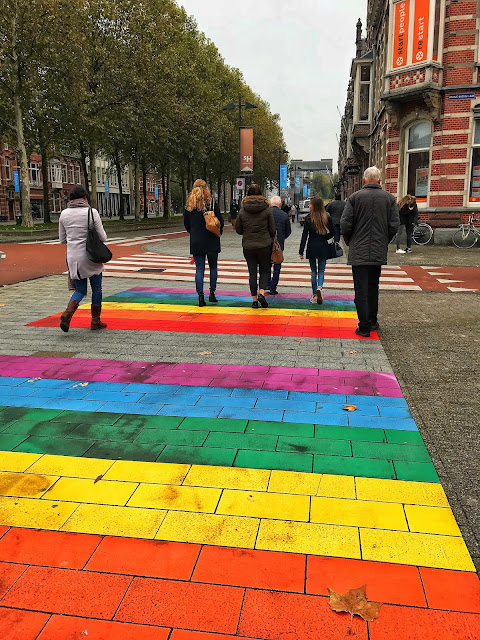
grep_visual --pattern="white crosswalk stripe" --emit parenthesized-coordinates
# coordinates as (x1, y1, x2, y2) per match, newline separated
(100, 253, 422, 291)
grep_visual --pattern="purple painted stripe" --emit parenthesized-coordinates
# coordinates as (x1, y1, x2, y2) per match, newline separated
(0, 355, 402, 397)
(129, 286, 354, 301)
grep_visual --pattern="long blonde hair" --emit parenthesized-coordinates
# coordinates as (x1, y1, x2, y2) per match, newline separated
(398, 194, 415, 209)
(186, 179, 212, 212)
(309, 197, 329, 234)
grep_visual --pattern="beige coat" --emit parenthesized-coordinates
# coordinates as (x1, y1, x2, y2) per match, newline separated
(59, 207, 107, 280)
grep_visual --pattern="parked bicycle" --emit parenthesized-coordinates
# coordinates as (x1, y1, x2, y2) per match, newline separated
(412, 222, 433, 245)
(452, 216, 480, 249)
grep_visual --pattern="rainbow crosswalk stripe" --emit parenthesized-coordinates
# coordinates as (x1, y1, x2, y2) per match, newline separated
(0, 289, 478, 639)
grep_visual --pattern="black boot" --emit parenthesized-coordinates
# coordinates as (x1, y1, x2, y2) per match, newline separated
(198, 294, 206, 307)
(209, 290, 218, 303)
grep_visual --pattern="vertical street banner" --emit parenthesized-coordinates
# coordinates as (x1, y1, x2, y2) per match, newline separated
(412, 0, 430, 64)
(240, 127, 254, 173)
(13, 170, 20, 193)
(295, 176, 301, 194)
(392, 0, 410, 69)
(280, 164, 288, 190)
(303, 184, 308, 198)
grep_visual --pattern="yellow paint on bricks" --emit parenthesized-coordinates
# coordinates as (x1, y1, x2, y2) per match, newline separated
(128, 484, 221, 513)
(360, 528, 475, 571)
(61, 503, 166, 539)
(355, 477, 449, 507)
(0, 471, 58, 498)
(157, 511, 259, 548)
(0, 451, 42, 472)
(217, 489, 310, 522)
(43, 477, 138, 506)
(268, 470, 322, 495)
(405, 505, 462, 536)
(0, 496, 77, 530)
(184, 465, 270, 491)
(104, 460, 189, 485)
(256, 519, 361, 558)
(28, 455, 114, 480)
(311, 496, 408, 530)
(317, 474, 356, 499)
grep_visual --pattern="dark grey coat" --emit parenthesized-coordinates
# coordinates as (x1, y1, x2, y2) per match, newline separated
(340, 183, 400, 266)
(271, 206, 291, 249)
(236, 196, 276, 250)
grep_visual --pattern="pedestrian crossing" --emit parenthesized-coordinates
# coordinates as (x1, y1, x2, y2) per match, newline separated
(100, 253, 422, 291)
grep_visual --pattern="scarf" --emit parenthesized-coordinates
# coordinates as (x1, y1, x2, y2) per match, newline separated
(69, 198, 89, 208)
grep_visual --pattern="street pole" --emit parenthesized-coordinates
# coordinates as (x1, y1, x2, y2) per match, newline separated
(223, 98, 258, 199)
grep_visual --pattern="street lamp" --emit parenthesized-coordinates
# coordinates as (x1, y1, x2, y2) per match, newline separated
(223, 96, 258, 179)
(272, 148, 288, 200)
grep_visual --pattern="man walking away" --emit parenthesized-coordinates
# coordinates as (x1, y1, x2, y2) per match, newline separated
(326, 193, 345, 240)
(340, 167, 399, 337)
(269, 195, 291, 295)
(229, 200, 239, 229)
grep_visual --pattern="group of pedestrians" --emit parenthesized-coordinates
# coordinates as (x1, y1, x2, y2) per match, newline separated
(58, 167, 400, 338)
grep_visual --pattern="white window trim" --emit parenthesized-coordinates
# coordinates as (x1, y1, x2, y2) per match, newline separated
(403, 120, 432, 207)
(467, 118, 480, 206)
(353, 63, 373, 123)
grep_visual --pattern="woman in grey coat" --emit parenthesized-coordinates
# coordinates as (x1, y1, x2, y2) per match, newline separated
(59, 186, 108, 332)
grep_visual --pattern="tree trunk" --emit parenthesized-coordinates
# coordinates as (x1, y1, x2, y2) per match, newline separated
(166, 163, 171, 220)
(89, 146, 97, 209)
(80, 143, 89, 192)
(13, 95, 33, 227)
(142, 161, 148, 219)
(133, 161, 140, 220)
(223, 179, 227, 214)
(217, 176, 222, 211)
(160, 166, 167, 219)
(187, 157, 192, 192)
(113, 150, 124, 220)
(180, 166, 186, 211)
(39, 134, 50, 224)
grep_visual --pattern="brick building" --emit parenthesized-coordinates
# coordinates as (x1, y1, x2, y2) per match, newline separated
(339, 0, 480, 225)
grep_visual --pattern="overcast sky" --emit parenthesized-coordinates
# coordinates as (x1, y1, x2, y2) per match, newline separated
(180, 0, 366, 168)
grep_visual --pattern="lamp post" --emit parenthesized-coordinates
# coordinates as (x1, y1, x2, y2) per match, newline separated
(272, 148, 288, 200)
(291, 159, 303, 208)
(223, 96, 258, 187)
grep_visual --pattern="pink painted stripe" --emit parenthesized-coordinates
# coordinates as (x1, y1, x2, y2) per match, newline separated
(129, 286, 354, 301)
(0, 355, 402, 397)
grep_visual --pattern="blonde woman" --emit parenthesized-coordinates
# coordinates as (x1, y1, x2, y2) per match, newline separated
(299, 197, 337, 304)
(184, 179, 224, 306)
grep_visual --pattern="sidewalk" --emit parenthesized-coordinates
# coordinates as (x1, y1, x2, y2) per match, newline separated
(0, 273, 478, 639)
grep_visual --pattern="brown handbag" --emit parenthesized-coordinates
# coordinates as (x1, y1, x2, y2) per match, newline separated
(204, 200, 221, 237)
(271, 232, 284, 264)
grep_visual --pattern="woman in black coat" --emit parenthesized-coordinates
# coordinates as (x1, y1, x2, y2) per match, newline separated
(396, 195, 418, 254)
(299, 197, 338, 305)
(184, 179, 224, 307)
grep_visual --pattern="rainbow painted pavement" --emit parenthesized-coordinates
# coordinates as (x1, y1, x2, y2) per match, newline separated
(0, 287, 479, 639)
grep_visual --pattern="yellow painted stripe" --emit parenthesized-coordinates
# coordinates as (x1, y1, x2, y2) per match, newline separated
(0, 453, 474, 571)
(84, 301, 358, 319)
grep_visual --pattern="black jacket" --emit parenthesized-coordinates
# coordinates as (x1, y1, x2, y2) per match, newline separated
(299, 214, 337, 260)
(399, 203, 418, 225)
(340, 183, 400, 266)
(325, 200, 346, 225)
(236, 196, 276, 250)
(271, 206, 292, 249)
(184, 202, 224, 255)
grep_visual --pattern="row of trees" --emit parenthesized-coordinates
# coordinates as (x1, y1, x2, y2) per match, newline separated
(0, 0, 287, 226)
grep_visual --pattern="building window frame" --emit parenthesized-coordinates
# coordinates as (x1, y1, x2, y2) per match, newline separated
(467, 116, 480, 205)
(403, 119, 432, 207)
(354, 62, 373, 123)
(5, 158, 12, 181)
(29, 162, 41, 186)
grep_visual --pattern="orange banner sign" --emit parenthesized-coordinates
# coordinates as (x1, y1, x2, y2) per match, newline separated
(240, 127, 254, 173)
(412, 0, 430, 64)
(392, 1, 410, 69)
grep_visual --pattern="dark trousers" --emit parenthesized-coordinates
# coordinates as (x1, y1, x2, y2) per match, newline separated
(396, 222, 414, 249)
(243, 245, 271, 296)
(352, 265, 382, 332)
(268, 262, 282, 291)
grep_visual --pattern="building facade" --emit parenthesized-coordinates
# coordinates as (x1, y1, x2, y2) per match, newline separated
(339, 0, 480, 224)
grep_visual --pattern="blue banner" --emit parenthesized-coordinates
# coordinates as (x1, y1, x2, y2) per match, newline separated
(303, 184, 308, 198)
(13, 170, 20, 193)
(280, 165, 288, 190)
(308, 188, 311, 197)
(295, 176, 301, 194)
(155, 185, 159, 199)
(104, 181, 109, 194)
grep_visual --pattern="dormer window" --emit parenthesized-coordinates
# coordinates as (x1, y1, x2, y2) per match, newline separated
(354, 63, 372, 123)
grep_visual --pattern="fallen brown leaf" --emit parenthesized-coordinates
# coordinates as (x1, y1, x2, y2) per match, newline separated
(198, 351, 212, 355)
(346, 350, 357, 355)
(343, 404, 357, 412)
(328, 585, 382, 622)
(93, 474, 104, 484)
(295, 339, 305, 342)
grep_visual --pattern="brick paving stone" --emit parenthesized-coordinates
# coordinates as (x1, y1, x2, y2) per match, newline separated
(36, 615, 170, 640)
(420, 567, 480, 613)
(0, 607, 49, 640)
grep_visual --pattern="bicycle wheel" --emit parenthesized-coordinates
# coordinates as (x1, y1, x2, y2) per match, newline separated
(453, 228, 476, 249)
(413, 223, 433, 245)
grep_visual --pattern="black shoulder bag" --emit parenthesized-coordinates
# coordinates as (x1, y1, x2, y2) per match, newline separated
(86, 208, 112, 263)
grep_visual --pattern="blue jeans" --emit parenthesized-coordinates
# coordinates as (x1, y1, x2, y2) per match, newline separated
(71, 274, 103, 306)
(268, 263, 282, 291)
(309, 258, 326, 295)
(194, 253, 218, 295)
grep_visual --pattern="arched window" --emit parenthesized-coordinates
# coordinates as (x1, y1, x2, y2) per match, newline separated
(405, 121, 432, 202)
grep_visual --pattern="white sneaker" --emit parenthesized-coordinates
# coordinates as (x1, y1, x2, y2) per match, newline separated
(310, 297, 316, 304)
(396, 249, 406, 254)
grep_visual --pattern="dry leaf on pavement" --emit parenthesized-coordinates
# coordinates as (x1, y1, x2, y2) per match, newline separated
(198, 351, 212, 355)
(346, 350, 357, 355)
(343, 404, 357, 412)
(295, 339, 305, 342)
(328, 585, 382, 621)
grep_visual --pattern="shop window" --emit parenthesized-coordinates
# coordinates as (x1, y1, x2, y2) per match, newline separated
(405, 121, 431, 202)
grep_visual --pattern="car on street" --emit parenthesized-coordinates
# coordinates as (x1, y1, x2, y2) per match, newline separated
(298, 200, 310, 225)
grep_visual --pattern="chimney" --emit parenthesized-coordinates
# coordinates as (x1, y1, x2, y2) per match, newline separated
(356, 18, 363, 58)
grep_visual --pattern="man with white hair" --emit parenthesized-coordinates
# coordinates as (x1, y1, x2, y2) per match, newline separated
(268, 195, 291, 295)
(340, 167, 399, 337)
